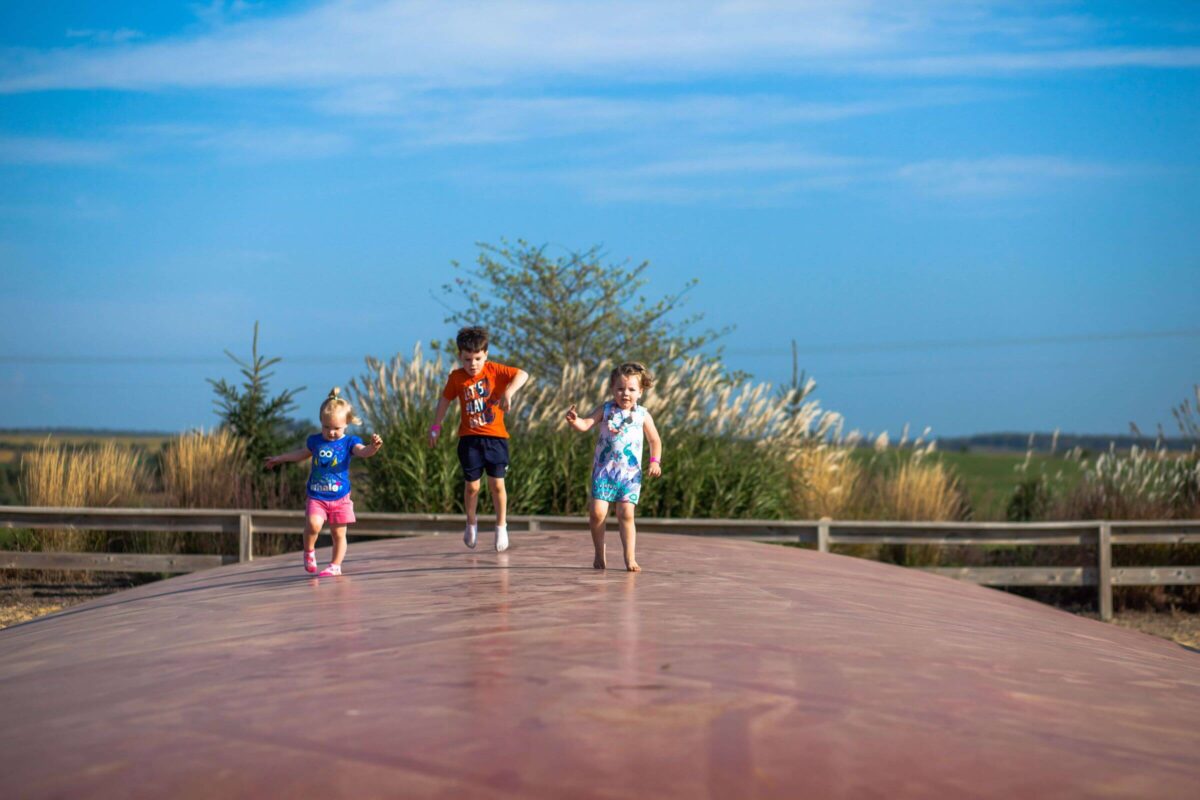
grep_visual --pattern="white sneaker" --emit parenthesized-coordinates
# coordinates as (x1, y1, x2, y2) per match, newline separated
(463, 523, 477, 549)
(495, 525, 509, 553)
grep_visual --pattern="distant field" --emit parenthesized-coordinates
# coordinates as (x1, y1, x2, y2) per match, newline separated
(938, 451, 1083, 520)
(0, 431, 171, 465)
(0, 432, 172, 506)
(848, 448, 1084, 521)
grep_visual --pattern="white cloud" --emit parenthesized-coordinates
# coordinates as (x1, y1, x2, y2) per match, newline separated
(3, 1, 1195, 95)
(895, 156, 1128, 196)
(119, 123, 351, 160)
(0, 135, 116, 165)
(65, 28, 144, 44)
(861, 46, 1200, 75)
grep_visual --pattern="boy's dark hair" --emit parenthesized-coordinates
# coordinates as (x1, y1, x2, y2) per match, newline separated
(456, 326, 489, 353)
(609, 362, 654, 391)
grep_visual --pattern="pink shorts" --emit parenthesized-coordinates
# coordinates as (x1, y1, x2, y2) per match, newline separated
(306, 495, 356, 525)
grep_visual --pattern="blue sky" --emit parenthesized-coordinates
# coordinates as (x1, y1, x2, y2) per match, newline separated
(1, 1, 1198, 437)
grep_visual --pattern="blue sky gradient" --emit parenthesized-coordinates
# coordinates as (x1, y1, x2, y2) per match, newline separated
(1, 1, 1198, 437)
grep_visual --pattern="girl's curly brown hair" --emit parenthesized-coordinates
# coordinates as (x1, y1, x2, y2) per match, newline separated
(609, 362, 654, 391)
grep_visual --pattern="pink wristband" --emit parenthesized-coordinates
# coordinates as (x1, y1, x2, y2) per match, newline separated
(430, 424, 442, 433)
(650, 457, 660, 463)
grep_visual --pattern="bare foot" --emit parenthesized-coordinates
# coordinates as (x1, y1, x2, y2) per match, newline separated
(594, 551, 606, 569)
(625, 560, 641, 572)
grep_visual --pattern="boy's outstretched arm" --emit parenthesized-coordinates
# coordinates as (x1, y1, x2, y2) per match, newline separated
(264, 446, 311, 470)
(429, 396, 452, 447)
(565, 404, 602, 432)
(496, 368, 530, 411)
(644, 414, 663, 477)
(353, 434, 384, 458)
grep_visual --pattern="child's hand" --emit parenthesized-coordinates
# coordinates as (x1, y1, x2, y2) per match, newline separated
(496, 391, 513, 412)
(263, 455, 281, 470)
(370, 433, 383, 449)
(427, 426, 441, 448)
(565, 404, 578, 423)
(648, 460, 662, 478)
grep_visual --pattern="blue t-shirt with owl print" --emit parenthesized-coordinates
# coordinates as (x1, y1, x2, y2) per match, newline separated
(305, 434, 363, 500)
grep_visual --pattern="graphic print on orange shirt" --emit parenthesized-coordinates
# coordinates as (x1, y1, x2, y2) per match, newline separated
(462, 376, 495, 430)
(441, 361, 519, 439)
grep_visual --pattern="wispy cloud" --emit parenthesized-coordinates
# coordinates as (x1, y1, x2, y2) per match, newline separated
(65, 28, 144, 44)
(861, 46, 1200, 75)
(466, 140, 871, 206)
(0, 135, 116, 165)
(895, 156, 1129, 196)
(2, 1, 1196, 95)
(343, 89, 989, 148)
(118, 123, 351, 161)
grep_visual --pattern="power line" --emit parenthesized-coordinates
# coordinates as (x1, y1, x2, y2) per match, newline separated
(0, 355, 365, 366)
(728, 328, 1200, 357)
(1, 328, 1197, 366)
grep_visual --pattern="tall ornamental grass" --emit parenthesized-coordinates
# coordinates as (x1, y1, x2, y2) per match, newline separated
(162, 429, 253, 509)
(349, 346, 843, 518)
(19, 439, 150, 557)
(1006, 437, 1200, 610)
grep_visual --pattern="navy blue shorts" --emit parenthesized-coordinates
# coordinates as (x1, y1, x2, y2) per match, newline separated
(457, 435, 509, 482)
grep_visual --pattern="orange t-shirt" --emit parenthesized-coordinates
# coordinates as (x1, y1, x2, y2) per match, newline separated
(441, 361, 521, 439)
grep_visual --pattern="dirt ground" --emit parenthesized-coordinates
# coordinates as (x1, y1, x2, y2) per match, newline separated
(1, 579, 1198, 653)
(1106, 610, 1200, 651)
(0, 578, 141, 629)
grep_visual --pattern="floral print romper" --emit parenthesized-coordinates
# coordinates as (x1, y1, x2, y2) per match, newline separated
(591, 401, 647, 504)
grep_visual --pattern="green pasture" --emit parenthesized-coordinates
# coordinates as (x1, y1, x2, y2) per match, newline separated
(847, 448, 1084, 521)
(939, 451, 1083, 520)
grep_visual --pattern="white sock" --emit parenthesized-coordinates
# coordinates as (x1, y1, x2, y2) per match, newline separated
(464, 523, 477, 549)
(495, 524, 509, 553)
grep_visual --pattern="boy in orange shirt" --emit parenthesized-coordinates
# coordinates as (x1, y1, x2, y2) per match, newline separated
(429, 326, 531, 551)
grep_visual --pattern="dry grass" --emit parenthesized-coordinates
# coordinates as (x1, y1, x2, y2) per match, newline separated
(880, 457, 966, 522)
(21, 439, 148, 511)
(791, 444, 861, 519)
(19, 438, 149, 555)
(162, 429, 253, 509)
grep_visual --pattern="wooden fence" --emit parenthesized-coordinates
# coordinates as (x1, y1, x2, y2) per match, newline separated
(2, 506, 1198, 621)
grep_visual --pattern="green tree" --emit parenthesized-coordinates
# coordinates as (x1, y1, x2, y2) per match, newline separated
(207, 323, 306, 505)
(436, 239, 730, 380)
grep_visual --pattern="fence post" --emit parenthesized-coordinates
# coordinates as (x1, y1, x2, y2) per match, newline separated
(239, 513, 254, 563)
(1097, 521, 1112, 621)
(818, 518, 831, 553)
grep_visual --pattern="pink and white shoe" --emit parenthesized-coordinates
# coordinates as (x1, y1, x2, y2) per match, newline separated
(303, 550, 318, 574)
(317, 563, 342, 577)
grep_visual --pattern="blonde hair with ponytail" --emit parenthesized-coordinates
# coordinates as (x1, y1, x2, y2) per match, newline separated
(319, 387, 363, 426)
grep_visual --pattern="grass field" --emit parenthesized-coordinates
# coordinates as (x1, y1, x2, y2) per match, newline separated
(938, 450, 1083, 520)
(0, 431, 170, 506)
(847, 448, 1084, 521)
(0, 431, 170, 464)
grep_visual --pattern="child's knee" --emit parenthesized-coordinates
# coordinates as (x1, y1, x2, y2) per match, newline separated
(589, 506, 607, 524)
(616, 503, 636, 521)
(464, 480, 482, 495)
(330, 526, 347, 540)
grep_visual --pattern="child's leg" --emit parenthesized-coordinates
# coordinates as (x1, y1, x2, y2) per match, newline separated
(329, 524, 348, 566)
(589, 499, 610, 569)
(487, 476, 508, 551)
(463, 479, 482, 525)
(487, 476, 507, 527)
(615, 502, 639, 572)
(304, 514, 324, 552)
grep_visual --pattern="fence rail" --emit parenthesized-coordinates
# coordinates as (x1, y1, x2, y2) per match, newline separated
(3, 506, 1198, 621)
